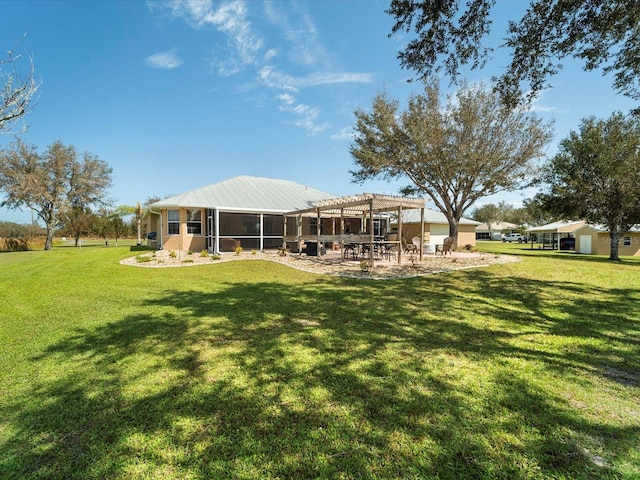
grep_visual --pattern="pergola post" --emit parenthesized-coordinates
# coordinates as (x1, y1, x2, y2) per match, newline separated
(397, 206, 403, 264)
(316, 207, 321, 256)
(340, 208, 345, 251)
(420, 207, 424, 261)
(368, 197, 374, 265)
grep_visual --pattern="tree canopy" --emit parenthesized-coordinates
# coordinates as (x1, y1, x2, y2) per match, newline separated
(0, 139, 112, 250)
(534, 112, 640, 260)
(388, 0, 640, 108)
(350, 81, 553, 246)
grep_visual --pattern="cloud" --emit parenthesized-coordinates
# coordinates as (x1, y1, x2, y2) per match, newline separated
(330, 126, 355, 141)
(263, 0, 329, 68)
(274, 91, 329, 134)
(149, 0, 372, 134)
(259, 66, 372, 91)
(279, 101, 330, 135)
(150, 0, 262, 75)
(145, 48, 182, 69)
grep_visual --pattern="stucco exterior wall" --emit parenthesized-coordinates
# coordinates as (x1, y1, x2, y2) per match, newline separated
(395, 222, 477, 247)
(574, 226, 640, 256)
(154, 208, 206, 253)
(595, 232, 640, 256)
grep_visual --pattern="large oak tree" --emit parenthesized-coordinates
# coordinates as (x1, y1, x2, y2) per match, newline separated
(388, 1, 640, 109)
(350, 81, 553, 246)
(0, 139, 112, 250)
(534, 112, 640, 261)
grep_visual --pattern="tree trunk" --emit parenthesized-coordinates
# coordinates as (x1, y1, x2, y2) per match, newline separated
(609, 230, 621, 261)
(136, 219, 142, 246)
(447, 217, 460, 249)
(44, 226, 54, 251)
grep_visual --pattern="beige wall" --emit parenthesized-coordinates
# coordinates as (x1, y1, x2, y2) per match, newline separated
(595, 232, 640, 256)
(392, 222, 477, 247)
(153, 208, 206, 252)
(574, 226, 640, 256)
(457, 226, 477, 247)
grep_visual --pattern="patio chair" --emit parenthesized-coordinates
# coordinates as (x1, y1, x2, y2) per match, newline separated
(402, 238, 417, 254)
(411, 236, 422, 253)
(439, 236, 453, 256)
(377, 241, 395, 261)
(342, 243, 358, 260)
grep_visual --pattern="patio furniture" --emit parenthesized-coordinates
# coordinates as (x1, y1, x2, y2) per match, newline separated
(412, 236, 422, 252)
(343, 243, 358, 260)
(437, 237, 453, 255)
(403, 238, 417, 254)
(381, 242, 398, 261)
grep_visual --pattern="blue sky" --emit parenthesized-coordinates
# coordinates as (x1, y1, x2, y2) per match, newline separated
(1, 0, 636, 224)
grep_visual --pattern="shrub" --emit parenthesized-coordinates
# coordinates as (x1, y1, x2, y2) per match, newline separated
(235, 246, 244, 255)
(136, 255, 153, 263)
(169, 251, 177, 258)
(200, 249, 208, 257)
(210, 254, 221, 261)
(251, 249, 257, 255)
(181, 259, 194, 263)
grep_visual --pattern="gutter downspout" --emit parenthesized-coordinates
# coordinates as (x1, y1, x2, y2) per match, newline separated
(149, 207, 163, 249)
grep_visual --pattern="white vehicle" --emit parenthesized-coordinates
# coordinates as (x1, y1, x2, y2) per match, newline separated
(502, 233, 527, 243)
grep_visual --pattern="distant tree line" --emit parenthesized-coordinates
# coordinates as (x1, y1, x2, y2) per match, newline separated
(0, 220, 45, 238)
(0, 209, 147, 245)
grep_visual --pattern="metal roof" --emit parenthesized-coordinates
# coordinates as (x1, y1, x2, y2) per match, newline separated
(148, 176, 337, 213)
(400, 208, 480, 225)
(528, 220, 586, 232)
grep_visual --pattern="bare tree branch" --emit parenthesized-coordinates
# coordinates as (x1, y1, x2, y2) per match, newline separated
(1, 37, 40, 134)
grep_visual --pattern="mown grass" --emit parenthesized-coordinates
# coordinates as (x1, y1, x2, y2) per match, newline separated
(1, 242, 639, 479)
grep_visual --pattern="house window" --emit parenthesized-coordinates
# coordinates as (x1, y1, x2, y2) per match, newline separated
(167, 210, 180, 235)
(310, 217, 318, 235)
(623, 236, 631, 246)
(186, 209, 202, 235)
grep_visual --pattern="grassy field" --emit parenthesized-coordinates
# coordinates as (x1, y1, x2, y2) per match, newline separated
(1, 241, 639, 479)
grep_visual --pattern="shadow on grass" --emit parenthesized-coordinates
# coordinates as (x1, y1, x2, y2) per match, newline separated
(481, 243, 640, 266)
(2, 269, 639, 478)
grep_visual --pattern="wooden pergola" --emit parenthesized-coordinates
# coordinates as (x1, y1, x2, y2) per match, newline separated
(285, 193, 426, 265)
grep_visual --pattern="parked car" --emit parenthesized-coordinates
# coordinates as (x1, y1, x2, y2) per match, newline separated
(502, 233, 528, 243)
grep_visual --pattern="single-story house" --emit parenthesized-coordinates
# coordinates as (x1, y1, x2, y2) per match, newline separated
(147, 176, 426, 256)
(147, 176, 337, 253)
(573, 224, 640, 256)
(391, 210, 480, 248)
(475, 221, 517, 240)
(527, 221, 586, 250)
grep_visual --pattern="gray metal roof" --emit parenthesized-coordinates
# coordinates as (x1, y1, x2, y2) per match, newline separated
(148, 176, 337, 213)
(401, 209, 480, 225)
(528, 220, 585, 232)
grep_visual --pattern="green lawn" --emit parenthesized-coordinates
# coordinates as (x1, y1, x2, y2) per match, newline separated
(1, 242, 639, 479)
